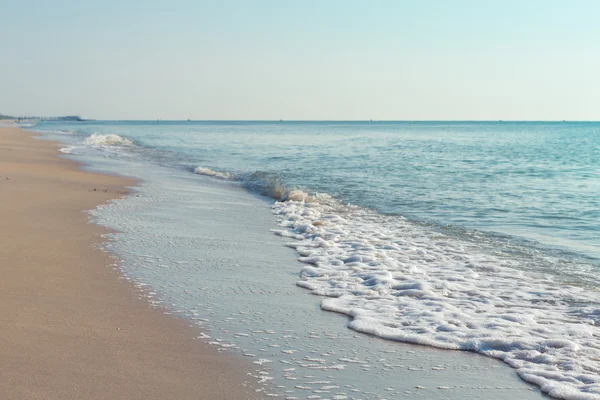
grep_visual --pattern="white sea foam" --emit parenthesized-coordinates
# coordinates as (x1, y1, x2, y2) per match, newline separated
(280, 189, 318, 203)
(41, 129, 75, 135)
(84, 133, 133, 147)
(194, 167, 233, 180)
(271, 198, 600, 400)
(59, 146, 77, 154)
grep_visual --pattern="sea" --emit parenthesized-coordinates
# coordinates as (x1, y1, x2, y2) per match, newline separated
(30, 121, 600, 400)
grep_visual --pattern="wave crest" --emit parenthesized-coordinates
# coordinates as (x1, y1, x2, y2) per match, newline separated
(59, 146, 77, 154)
(84, 133, 134, 147)
(194, 167, 326, 203)
(194, 167, 233, 180)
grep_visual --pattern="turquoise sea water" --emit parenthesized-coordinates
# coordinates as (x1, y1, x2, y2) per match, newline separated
(37, 120, 599, 260)
(32, 120, 600, 399)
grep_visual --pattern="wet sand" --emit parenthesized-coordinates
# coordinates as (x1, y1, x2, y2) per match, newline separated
(0, 127, 256, 400)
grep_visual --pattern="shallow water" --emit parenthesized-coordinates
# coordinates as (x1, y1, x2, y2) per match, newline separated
(31, 121, 600, 399)
(34, 120, 600, 260)
(90, 161, 547, 400)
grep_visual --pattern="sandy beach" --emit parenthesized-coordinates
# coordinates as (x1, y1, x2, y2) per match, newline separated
(0, 127, 256, 400)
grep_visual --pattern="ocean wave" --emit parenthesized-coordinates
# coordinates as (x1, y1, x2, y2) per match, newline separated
(59, 146, 77, 154)
(84, 133, 134, 147)
(35, 129, 75, 135)
(194, 167, 319, 202)
(270, 198, 600, 400)
(194, 167, 233, 180)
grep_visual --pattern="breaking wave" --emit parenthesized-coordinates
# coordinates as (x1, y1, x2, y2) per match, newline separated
(31, 128, 75, 135)
(194, 167, 233, 180)
(194, 167, 318, 202)
(84, 133, 134, 147)
(59, 146, 77, 154)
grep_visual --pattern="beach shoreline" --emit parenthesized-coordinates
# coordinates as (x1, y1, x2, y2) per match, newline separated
(0, 126, 257, 399)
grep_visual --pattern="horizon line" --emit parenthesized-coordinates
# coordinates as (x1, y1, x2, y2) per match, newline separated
(17, 118, 600, 123)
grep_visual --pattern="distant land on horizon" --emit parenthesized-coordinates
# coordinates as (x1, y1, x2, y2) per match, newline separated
(1, 115, 92, 122)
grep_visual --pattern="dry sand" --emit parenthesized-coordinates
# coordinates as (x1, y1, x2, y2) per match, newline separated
(0, 127, 257, 399)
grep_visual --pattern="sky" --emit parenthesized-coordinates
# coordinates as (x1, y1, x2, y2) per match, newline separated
(1, 0, 599, 120)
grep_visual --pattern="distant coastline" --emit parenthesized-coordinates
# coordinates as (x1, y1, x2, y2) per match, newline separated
(1, 114, 93, 122)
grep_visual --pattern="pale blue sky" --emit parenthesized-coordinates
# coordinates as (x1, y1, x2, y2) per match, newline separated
(1, 0, 599, 120)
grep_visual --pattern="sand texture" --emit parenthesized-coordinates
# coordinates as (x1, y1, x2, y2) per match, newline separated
(0, 127, 256, 400)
